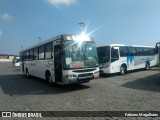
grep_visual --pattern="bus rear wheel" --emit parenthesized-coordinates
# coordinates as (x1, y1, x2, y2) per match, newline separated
(120, 65, 126, 75)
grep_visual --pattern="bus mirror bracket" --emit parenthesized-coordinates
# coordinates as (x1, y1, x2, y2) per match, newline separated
(156, 42, 160, 54)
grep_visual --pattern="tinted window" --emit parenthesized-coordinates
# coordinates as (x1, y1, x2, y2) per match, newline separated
(30, 49, 34, 60)
(120, 47, 128, 57)
(136, 47, 144, 56)
(39, 46, 44, 59)
(45, 42, 53, 59)
(143, 48, 150, 56)
(111, 48, 119, 62)
(34, 48, 38, 60)
(97, 46, 110, 63)
(128, 47, 136, 56)
(149, 48, 155, 55)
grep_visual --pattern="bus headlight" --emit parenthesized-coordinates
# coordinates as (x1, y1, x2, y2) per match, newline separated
(64, 74, 77, 79)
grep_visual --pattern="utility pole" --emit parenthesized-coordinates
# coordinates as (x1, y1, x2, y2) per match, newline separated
(79, 22, 85, 34)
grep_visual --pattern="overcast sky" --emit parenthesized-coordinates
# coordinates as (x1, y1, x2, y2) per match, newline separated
(0, 0, 160, 55)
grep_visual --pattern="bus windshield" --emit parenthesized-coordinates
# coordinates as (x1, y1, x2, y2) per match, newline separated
(63, 41, 98, 69)
(97, 46, 110, 64)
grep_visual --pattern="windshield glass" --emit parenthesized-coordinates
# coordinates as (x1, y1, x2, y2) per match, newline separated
(97, 46, 110, 64)
(63, 41, 98, 69)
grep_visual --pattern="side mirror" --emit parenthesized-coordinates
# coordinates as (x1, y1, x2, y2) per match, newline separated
(156, 42, 160, 54)
(155, 46, 158, 54)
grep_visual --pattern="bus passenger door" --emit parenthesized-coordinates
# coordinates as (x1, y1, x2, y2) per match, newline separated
(111, 47, 120, 73)
(54, 45, 62, 83)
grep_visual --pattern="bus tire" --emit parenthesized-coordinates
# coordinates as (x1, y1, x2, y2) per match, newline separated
(145, 62, 150, 70)
(120, 65, 126, 75)
(26, 68, 30, 78)
(46, 72, 53, 85)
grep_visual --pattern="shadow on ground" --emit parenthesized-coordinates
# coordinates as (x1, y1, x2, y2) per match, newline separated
(100, 67, 160, 78)
(0, 74, 90, 96)
(121, 73, 160, 92)
(99, 68, 147, 78)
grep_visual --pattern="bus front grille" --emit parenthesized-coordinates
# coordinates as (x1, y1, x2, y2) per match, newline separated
(73, 69, 96, 73)
(78, 73, 93, 78)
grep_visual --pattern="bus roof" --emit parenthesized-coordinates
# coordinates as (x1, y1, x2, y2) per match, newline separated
(97, 44, 154, 48)
(20, 34, 93, 52)
(21, 35, 61, 52)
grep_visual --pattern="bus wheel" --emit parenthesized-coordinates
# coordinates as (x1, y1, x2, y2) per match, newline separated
(120, 65, 126, 75)
(145, 62, 150, 70)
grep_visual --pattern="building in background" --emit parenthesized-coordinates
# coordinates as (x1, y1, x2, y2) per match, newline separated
(0, 54, 15, 62)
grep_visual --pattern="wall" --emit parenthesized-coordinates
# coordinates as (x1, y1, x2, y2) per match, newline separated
(0, 55, 14, 62)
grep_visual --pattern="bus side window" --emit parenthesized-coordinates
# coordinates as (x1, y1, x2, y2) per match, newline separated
(34, 48, 38, 60)
(45, 42, 53, 59)
(136, 47, 144, 56)
(30, 49, 34, 60)
(120, 47, 128, 57)
(150, 48, 155, 55)
(111, 48, 119, 62)
(128, 47, 137, 56)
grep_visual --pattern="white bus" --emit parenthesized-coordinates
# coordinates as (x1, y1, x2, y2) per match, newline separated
(97, 44, 157, 75)
(20, 34, 99, 85)
(13, 56, 20, 67)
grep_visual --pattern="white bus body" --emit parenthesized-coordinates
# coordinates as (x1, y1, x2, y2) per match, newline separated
(97, 44, 157, 74)
(20, 34, 99, 85)
(13, 56, 20, 67)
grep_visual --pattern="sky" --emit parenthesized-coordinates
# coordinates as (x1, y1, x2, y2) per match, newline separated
(0, 0, 160, 55)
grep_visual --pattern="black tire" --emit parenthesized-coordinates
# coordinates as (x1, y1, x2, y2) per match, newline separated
(145, 62, 150, 70)
(120, 65, 126, 75)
